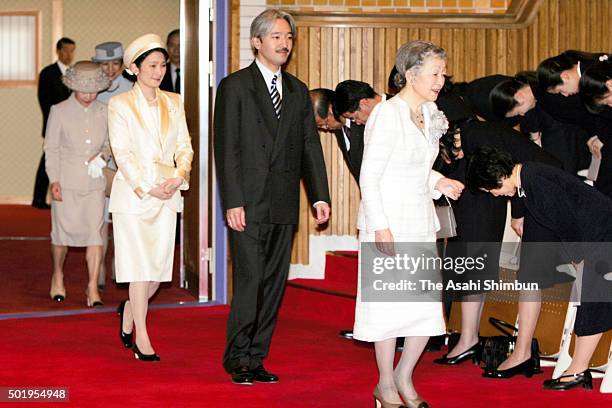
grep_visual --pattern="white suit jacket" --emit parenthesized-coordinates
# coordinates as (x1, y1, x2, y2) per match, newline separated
(357, 96, 444, 236)
(108, 83, 193, 214)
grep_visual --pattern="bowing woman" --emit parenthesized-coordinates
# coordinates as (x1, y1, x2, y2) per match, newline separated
(489, 72, 590, 175)
(537, 51, 612, 195)
(580, 57, 612, 196)
(467, 146, 612, 391)
(108, 34, 193, 361)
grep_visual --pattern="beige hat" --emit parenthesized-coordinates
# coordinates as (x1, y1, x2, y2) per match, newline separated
(123, 33, 165, 75)
(62, 61, 110, 93)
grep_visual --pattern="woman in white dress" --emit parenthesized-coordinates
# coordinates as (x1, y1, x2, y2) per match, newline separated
(108, 34, 193, 362)
(355, 41, 463, 407)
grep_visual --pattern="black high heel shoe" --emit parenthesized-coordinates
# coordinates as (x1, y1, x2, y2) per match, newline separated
(133, 343, 160, 362)
(482, 358, 535, 379)
(543, 370, 593, 390)
(117, 300, 133, 348)
(433, 342, 482, 365)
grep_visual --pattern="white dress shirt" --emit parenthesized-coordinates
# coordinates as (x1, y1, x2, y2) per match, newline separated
(255, 58, 282, 98)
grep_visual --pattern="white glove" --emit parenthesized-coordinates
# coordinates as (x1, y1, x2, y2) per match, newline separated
(87, 154, 107, 179)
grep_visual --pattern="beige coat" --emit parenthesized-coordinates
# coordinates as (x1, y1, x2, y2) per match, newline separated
(107, 83, 193, 214)
(44, 94, 110, 191)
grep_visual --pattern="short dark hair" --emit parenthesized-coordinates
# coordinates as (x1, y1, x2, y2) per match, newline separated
(489, 72, 536, 118)
(537, 50, 601, 91)
(134, 48, 170, 68)
(56, 37, 75, 50)
(333, 80, 376, 115)
(580, 59, 612, 114)
(167, 29, 179, 44)
(309, 88, 335, 119)
(387, 66, 400, 96)
(466, 146, 516, 192)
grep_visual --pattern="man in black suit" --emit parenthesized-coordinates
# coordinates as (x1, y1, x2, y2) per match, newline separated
(160, 29, 180, 93)
(334, 79, 386, 126)
(309, 88, 364, 184)
(33, 37, 75, 209)
(214, 9, 330, 386)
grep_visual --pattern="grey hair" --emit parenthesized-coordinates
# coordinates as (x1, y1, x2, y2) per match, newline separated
(250, 9, 296, 55)
(394, 40, 447, 89)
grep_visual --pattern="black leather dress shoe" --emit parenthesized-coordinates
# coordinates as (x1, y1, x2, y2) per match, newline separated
(543, 370, 593, 390)
(32, 201, 50, 209)
(433, 343, 481, 365)
(339, 329, 353, 339)
(252, 366, 279, 383)
(132, 344, 160, 362)
(231, 366, 254, 385)
(425, 335, 445, 352)
(117, 300, 133, 348)
(482, 358, 535, 379)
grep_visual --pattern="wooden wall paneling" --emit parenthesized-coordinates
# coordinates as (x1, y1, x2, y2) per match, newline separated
(397, 28, 408, 47)
(453, 29, 466, 80)
(475, 30, 486, 79)
(599, 0, 612, 52)
(548, 0, 559, 55)
(496, 29, 508, 74)
(506, 29, 519, 75)
(362, 28, 375, 87)
(230, 0, 240, 73)
(321, 27, 332, 88)
(464, 29, 476, 81)
(429, 28, 441, 49)
(484, 29, 495, 73)
(384, 28, 397, 84)
(278, 0, 612, 266)
(578, 0, 588, 50)
(559, 0, 570, 52)
(373, 28, 387, 93)
(586, 0, 598, 51)
(309, 27, 321, 88)
(440, 29, 454, 73)
(350, 28, 362, 81)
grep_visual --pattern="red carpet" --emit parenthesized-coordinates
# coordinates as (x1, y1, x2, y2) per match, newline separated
(2, 295, 612, 407)
(2, 206, 612, 406)
(0, 205, 194, 314)
(0, 205, 51, 237)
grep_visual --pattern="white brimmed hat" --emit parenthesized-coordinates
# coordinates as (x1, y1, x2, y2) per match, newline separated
(123, 34, 165, 75)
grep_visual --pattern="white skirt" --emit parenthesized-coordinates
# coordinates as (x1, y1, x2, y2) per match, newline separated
(353, 230, 446, 342)
(112, 205, 176, 283)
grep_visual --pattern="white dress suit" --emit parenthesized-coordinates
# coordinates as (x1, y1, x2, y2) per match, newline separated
(353, 96, 446, 342)
(108, 83, 193, 283)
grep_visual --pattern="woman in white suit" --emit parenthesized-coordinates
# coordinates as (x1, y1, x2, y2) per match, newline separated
(108, 34, 193, 362)
(355, 41, 463, 407)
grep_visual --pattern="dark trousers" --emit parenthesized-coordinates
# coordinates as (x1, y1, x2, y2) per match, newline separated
(223, 222, 294, 373)
(32, 153, 49, 205)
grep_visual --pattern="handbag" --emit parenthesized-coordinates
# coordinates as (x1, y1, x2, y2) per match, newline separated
(481, 317, 542, 374)
(435, 196, 457, 239)
(155, 161, 178, 182)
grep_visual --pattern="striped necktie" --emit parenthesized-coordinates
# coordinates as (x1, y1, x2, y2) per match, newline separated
(270, 74, 281, 119)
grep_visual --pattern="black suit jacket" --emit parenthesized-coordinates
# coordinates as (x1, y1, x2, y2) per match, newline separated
(37, 62, 70, 137)
(333, 123, 364, 184)
(214, 62, 330, 225)
(160, 68, 175, 93)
